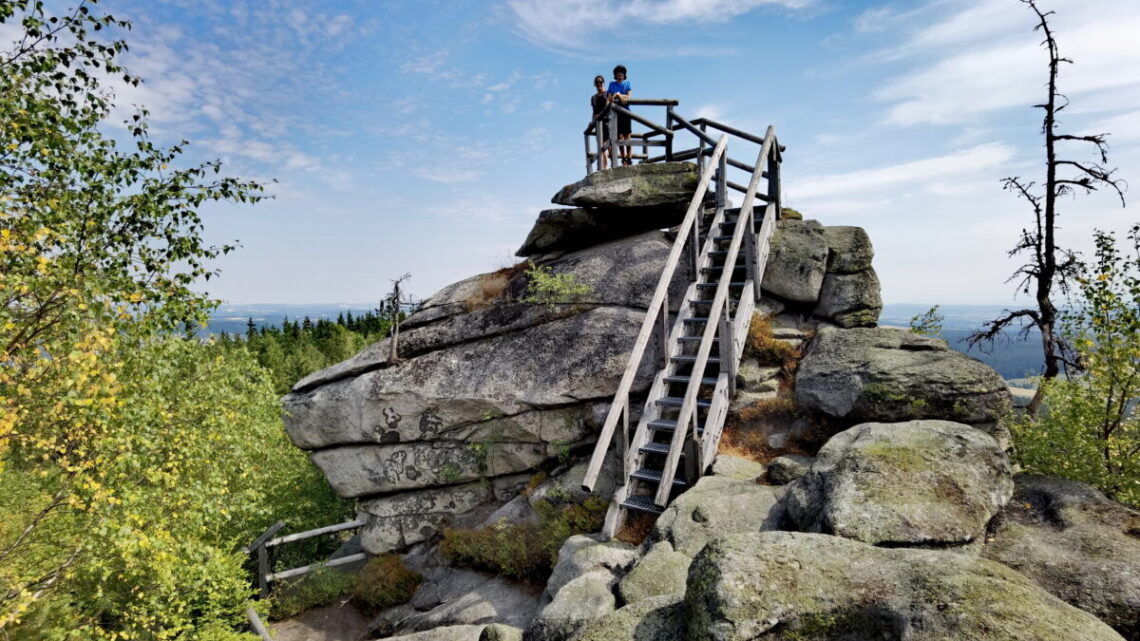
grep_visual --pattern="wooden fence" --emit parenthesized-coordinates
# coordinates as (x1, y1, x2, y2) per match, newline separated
(243, 518, 367, 598)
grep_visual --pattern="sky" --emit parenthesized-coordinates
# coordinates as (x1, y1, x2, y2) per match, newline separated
(47, 0, 1140, 305)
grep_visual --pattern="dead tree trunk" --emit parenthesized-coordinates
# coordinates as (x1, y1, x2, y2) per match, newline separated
(969, 0, 1125, 416)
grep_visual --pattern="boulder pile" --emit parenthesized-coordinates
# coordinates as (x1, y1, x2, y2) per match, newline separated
(280, 162, 1138, 641)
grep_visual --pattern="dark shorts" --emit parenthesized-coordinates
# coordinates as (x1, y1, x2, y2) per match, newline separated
(617, 111, 631, 136)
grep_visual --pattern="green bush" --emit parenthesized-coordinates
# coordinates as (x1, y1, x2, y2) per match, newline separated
(1011, 226, 1140, 508)
(440, 497, 607, 580)
(352, 554, 423, 610)
(908, 305, 944, 337)
(269, 566, 356, 620)
(521, 265, 592, 306)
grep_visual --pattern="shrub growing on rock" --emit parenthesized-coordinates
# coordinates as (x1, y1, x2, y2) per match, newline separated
(440, 498, 607, 580)
(522, 265, 592, 306)
(1012, 227, 1140, 507)
(352, 554, 424, 610)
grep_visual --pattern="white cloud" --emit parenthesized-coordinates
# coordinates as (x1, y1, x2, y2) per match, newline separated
(401, 50, 450, 74)
(413, 167, 484, 183)
(1085, 110, 1140, 143)
(508, 0, 814, 51)
(872, 0, 1140, 126)
(789, 142, 1016, 201)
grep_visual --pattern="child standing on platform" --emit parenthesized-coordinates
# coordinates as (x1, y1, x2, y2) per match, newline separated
(607, 65, 632, 166)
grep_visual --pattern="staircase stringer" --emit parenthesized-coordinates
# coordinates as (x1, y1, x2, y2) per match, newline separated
(653, 132, 779, 506)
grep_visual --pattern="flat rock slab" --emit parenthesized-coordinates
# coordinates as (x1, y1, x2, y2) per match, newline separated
(285, 306, 649, 452)
(982, 475, 1140, 640)
(552, 161, 699, 210)
(517, 208, 685, 257)
(685, 531, 1125, 641)
(356, 475, 527, 553)
(651, 476, 784, 557)
(795, 326, 1012, 427)
(766, 454, 813, 485)
(574, 594, 684, 641)
(617, 542, 691, 604)
(298, 231, 686, 393)
(528, 570, 616, 641)
(785, 420, 1013, 546)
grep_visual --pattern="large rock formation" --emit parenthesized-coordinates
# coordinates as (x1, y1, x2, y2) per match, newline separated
(551, 161, 699, 210)
(282, 161, 1140, 640)
(685, 531, 1125, 641)
(982, 475, 1140, 639)
(795, 326, 1012, 429)
(784, 420, 1014, 546)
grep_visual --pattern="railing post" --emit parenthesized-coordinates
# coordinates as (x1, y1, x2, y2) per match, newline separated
(619, 401, 630, 480)
(665, 104, 674, 161)
(697, 122, 707, 172)
(716, 151, 727, 210)
(608, 110, 620, 170)
(768, 142, 782, 216)
(257, 544, 270, 599)
(584, 130, 592, 174)
(691, 214, 701, 280)
(683, 437, 699, 485)
(745, 201, 759, 300)
(718, 313, 736, 398)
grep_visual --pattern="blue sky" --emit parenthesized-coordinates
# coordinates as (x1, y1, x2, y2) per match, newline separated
(60, 0, 1140, 305)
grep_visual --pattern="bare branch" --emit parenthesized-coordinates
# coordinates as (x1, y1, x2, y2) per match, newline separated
(966, 308, 1041, 352)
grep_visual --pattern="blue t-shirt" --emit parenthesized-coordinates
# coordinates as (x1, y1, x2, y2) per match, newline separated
(607, 79, 631, 105)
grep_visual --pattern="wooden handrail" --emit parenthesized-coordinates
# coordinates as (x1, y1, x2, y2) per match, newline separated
(654, 127, 776, 505)
(265, 519, 366, 548)
(581, 135, 728, 492)
(668, 111, 718, 147)
(608, 103, 669, 136)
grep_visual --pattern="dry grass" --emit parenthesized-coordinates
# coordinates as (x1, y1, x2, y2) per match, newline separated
(746, 313, 799, 369)
(718, 423, 812, 465)
(464, 260, 532, 311)
(736, 396, 799, 422)
(615, 510, 656, 546)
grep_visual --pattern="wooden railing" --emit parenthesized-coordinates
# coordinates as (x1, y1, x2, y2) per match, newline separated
(243, 518, 366, 598)
(580, 135, 727, 495)
(580, 105, 782, 511)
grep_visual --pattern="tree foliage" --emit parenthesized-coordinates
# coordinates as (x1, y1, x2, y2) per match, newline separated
(969, 0, 1126, 415)
(0, 1, 348, 636)
(1013, 225, 1140, 507)
(222, 312, 392, 394)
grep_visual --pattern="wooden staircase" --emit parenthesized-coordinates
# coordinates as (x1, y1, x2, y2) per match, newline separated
(581, 122, 783, 538)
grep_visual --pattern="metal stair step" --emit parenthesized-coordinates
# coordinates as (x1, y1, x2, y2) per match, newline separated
(671, 354, 721, 365)
(697, 281, 745, 289)
(664, 374, 718, 386)
(676, 336, 718, 344)
(638, 441, 678, 456)
(701, 265, 746, 275)
(682, 317, 709, 324)
(655, 396, 711, 409)
(631, 467, 687, 487)
(707, 250, 740, 260)
(621, 495, 664, 515)
(689, 298, 739, 307)
(648, 418, 705, 434)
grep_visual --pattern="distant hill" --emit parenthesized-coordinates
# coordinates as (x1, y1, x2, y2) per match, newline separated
(205, 303, 380, 336)
(204, 303, 1048, 380)
(880, 304, 1044, 380)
